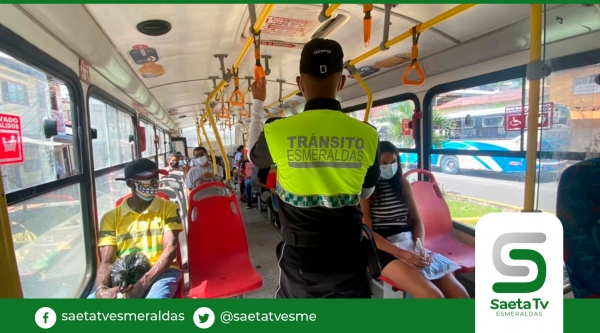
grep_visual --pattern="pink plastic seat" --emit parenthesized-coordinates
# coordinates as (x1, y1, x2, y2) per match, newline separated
(115, 193, 185, 298)
(186, 182, 262, 298)
(403, 169, 475, 273)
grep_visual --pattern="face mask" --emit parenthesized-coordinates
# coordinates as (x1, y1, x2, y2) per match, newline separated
(380, 163, 398, 180)
(169, 161, 178, 167)
(132, 179, 158, 201)
(198, 155, 208, 165)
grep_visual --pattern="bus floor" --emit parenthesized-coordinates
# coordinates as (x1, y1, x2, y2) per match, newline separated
(181, 200, 283, 298)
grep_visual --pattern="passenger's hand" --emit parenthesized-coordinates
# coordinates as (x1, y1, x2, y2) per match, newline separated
(398, 249, 429, 269)
(121, 282, 145, 299)
(96, 286, 119, 299)
(251, 77, 267, 102)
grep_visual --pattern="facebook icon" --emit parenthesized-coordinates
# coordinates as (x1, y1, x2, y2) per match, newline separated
(35, 307, 56, 329)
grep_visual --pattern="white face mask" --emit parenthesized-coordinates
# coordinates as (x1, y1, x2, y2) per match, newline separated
(198, 155, 208, 165)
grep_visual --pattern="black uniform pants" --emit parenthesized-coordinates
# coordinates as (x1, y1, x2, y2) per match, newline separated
(275, 241, 372, 298)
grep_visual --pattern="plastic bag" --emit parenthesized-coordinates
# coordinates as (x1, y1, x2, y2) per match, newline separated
(110, 252, 151, 292)
(388, 232, 461, 281)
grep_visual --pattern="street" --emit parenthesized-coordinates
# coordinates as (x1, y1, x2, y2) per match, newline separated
(412, 171, 560, 213)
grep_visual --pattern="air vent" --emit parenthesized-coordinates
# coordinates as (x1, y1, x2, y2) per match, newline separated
(137, 20, 172, 36)
(236, 5, 351, 50)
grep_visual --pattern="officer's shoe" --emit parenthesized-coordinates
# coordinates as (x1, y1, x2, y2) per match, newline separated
(246, 203, 253, 209)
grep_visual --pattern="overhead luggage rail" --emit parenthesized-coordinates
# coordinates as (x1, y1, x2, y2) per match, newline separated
(204, 4, 275, 184)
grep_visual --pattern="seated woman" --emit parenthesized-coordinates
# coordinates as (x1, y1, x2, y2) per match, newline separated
(360, 141, 469, 299)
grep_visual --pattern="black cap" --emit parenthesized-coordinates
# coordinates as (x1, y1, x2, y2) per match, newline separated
(116, 158, 168, 181)
(299, 38, 344, 77)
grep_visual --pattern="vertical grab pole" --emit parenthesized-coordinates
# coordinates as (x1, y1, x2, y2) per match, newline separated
(523, 4, 543, 212)
(0, 169, 24, 298)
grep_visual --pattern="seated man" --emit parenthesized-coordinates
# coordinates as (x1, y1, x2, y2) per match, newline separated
(88, 158, 183, 299)
(184, 147, 224, 196)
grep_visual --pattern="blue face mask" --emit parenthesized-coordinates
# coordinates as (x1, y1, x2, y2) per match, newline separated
(380, 163, 398, 180)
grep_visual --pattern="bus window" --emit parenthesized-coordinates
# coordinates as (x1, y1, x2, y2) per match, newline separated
(428, 78, 527, 230)
(89, 96, 135, 227)
(89, 97, 134, 170)
(140, 120, 155, 158)
(536, 62, 600, 216)
(0, 52, 80, 193)
(1, 49, 87, 298)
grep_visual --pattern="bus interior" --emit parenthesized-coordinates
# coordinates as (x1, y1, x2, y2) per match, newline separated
(1, 3, 599, 299)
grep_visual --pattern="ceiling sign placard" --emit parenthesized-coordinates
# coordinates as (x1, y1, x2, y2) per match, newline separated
(79, 58, 91, 84)
(0, 113, 24, 165)
(262, 16, 318, 38)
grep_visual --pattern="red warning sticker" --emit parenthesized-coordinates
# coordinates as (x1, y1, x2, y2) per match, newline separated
(0, 113, 24, 165)
(262, 16, 318, 38)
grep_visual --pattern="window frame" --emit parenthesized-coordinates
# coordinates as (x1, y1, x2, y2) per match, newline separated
(87, 85, 137, 178)
(138, 115, 157, 164)
(0, 23, 95, 297)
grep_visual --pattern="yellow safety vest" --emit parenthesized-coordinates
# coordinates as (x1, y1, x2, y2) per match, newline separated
(264, 109, 378, 208)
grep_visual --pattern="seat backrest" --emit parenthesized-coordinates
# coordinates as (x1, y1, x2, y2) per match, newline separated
(556, 157, 600, 298)
(403, 169, 454, 246)
(161, 178, 187, 210)
(251, 166, 260, 193)
(167, 173, 184, 183)
(186, 181, 252, 269)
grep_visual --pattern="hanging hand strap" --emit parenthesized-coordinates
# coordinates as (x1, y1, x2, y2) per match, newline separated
(253, 32, 266, 81)
(218, 100, 230, 119)
(229, 69, 245, 106)
(402, 25, 425, 86)
(363, 4, 373, 48)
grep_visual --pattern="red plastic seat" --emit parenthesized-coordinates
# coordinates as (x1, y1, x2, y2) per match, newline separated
(114, 193, 185, 298)
(403, 169, 475, 273)
(186, 181, 262, 298)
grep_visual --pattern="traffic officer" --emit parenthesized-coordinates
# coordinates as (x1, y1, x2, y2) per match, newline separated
(247, 38, 380, 298)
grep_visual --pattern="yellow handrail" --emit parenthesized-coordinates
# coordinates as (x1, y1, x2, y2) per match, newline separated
(0, 169, 24, 298)
(523, 4, 543, 212)
(264, 89, 301, 110)
(198, 114, 217, 172)
(196, 123, 203, 146)
(324, 4, 341, 19)
(353, 72, 373, 122)
(348, 4, 476, 67)
(205, 4, 275, 181)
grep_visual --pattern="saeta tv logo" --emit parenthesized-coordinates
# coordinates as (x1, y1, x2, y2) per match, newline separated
(492, 232, 546, 293)
(475, 213, 563, 333)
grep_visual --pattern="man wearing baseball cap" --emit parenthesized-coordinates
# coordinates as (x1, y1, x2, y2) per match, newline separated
(247, 38, 381, 298)
(88, 158, 184, 299)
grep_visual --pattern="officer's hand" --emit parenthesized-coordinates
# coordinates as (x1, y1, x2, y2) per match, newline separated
(251, 77, 267, 102)
(398, 249, 429, 269)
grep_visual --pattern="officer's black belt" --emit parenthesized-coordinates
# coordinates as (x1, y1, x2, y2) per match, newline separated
(281, 228, 362, 248)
